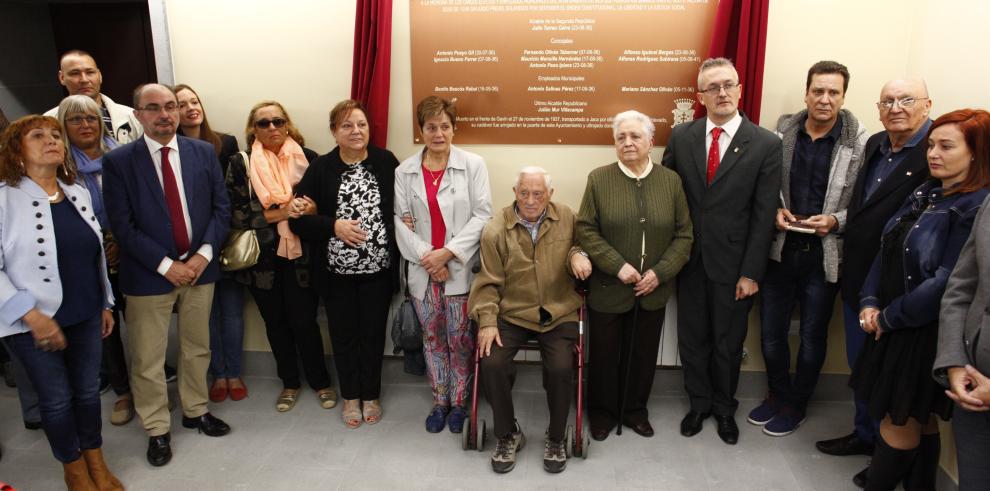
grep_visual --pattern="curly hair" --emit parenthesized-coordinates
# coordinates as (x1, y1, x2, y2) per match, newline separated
(0, 115, 76, 187)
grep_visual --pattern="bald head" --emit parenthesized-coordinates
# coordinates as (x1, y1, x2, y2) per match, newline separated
(57, 51, 102, 100)
(878, 78, 932, 143)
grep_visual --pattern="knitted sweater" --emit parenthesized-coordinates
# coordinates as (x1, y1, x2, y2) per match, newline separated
(576, 162, 693, 313)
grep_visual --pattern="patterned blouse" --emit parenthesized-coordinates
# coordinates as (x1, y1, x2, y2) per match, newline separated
(327, 163, 390, 274)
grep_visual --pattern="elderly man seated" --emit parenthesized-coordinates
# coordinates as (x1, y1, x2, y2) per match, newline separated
(468, 166, 592, 475)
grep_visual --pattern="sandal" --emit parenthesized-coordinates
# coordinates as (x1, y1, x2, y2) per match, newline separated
(362, 399, 382, 425)
(276, 388, 298, 412)
(342, 399, 362, 429)
(317, 388, 338, 409)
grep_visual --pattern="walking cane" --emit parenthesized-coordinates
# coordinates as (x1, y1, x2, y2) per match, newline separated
(616, 248, 646, 436)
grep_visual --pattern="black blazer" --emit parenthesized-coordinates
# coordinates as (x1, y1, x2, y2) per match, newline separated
(217, 133, 239, 177)
(662, 116, 782, 284)
(840, 130, 930, 305)
(289, 145, 400, 293)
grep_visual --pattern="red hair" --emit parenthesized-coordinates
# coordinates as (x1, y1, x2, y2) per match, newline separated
(930, 109, 990, 195)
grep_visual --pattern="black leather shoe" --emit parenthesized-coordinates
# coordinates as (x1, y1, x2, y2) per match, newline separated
(815, 431, 874, 456)
(852, 465, 869, 488)
(23, 420, 42, 430)
(624, 420, 654, 437)
(147, 433, 172, 467)
(590, 425, 611, 441)
(714, 415, 739, 444)
(680, 411, 710, 437)
(181, 412, 230, 437)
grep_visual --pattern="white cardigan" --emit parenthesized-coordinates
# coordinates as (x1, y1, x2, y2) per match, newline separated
(394, 145, 492, 300)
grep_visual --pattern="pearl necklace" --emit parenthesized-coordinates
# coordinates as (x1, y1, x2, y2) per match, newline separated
(47, 190, 60, 202)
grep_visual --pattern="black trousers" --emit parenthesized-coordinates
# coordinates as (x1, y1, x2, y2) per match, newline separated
(322, 271, 391, 401)
(588, 306, 664, 429)
(249, 259, 331, 391)
(101, 273, 130, 395)
(481, 319, 577, 441)
(677, 258, 753, 416)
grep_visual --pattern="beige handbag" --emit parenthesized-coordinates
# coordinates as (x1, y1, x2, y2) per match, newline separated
(220, 152, 260, 272)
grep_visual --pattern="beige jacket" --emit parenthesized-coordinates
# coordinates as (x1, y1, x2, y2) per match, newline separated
(469, 202, 583, 333)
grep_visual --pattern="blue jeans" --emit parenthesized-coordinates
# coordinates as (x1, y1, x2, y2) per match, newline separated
(843, 301, 879, 443)
(759, 237, 838, 410)
(209, 277, 245, 379)
(5, 314, 103, 463)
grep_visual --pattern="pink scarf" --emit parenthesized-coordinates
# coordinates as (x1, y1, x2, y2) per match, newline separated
(249, 137, 309, 259)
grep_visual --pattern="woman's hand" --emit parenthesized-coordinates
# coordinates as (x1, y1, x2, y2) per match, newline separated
(775, 208, 797, 232)
(633, 270, 659, 296)
(288, 196, 317, 218)
(334, 219, 368, 247)
(430, 265, 450, 283)
(420, 248, 454, 275)
(101, 309, 115, 338)
(23, 309, 65, 351)
(400, 213, 415, 231)
(859, 307, 882, 339)
(617, 263, 641, 284)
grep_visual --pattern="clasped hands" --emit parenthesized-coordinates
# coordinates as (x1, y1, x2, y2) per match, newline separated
(165, 253, 209, 287)
(947, 365, 990, 411)
(859, 307, 884, 340)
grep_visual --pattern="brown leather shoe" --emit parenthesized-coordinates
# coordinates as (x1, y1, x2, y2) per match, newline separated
(82, 448, 123, 491)
(63, 456, 97, 491)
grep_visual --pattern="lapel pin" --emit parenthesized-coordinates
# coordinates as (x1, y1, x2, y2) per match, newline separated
(733, 147, 739, 153)
(906, 171, 912, 176)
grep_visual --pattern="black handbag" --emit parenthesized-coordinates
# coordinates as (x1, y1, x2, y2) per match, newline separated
(391, 260, 423, 352)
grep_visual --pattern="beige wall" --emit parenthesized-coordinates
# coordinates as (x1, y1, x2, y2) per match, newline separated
(166, 0, 990, 479)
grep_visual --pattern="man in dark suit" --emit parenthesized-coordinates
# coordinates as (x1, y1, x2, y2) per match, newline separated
(103, 83, 231, 467)
(662, 57, 782, 445)
(814, 79, 932, 488)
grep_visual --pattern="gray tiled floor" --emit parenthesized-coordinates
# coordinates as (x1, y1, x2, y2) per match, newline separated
(0, 360, 867, 490)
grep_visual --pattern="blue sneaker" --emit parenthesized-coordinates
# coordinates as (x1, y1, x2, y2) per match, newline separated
(448, 406, 467, 433)
(425, 405, 449, 433)
(763, 406, 807, 437)
(746, 397, 780, 426)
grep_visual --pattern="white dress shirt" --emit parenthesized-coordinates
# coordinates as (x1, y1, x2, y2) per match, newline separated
(705, 112, 743, 162)
(143, 134, 213, 276)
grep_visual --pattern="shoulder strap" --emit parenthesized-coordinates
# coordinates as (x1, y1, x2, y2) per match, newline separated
(240, 151, 252, 199)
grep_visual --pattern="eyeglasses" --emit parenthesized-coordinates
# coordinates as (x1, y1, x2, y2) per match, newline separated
(138, 103, 178, 113)
(255, 118, 287, 129)
(700, 82, 739, 95)
(877, 97, 928, 111)
(65, 115, 100, 126)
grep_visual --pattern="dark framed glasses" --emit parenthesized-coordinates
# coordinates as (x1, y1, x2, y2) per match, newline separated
(254, 118, 287, 129)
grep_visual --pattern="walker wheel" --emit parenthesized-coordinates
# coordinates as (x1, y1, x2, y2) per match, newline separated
(579, 427, 590, 459)
(476, 419, 487, 452)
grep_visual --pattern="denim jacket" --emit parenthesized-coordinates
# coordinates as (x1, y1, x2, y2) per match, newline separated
(860, 180, 988, 331)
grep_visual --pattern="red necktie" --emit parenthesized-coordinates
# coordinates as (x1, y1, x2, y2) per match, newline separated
(706, 126, 723, 185)
(160, 147, 190, 256)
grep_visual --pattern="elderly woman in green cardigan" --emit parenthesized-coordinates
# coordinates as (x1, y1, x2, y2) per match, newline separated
(577, 110, 693, 441)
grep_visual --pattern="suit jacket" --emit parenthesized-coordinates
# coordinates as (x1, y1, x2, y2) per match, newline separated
(103, 135, 231, 296)
(662, 115, 782, 284)
(935, 194, 990, 386)
(839, 130, 930, 305)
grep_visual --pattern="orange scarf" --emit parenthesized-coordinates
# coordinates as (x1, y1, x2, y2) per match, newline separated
(249, 138, 309, 259)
